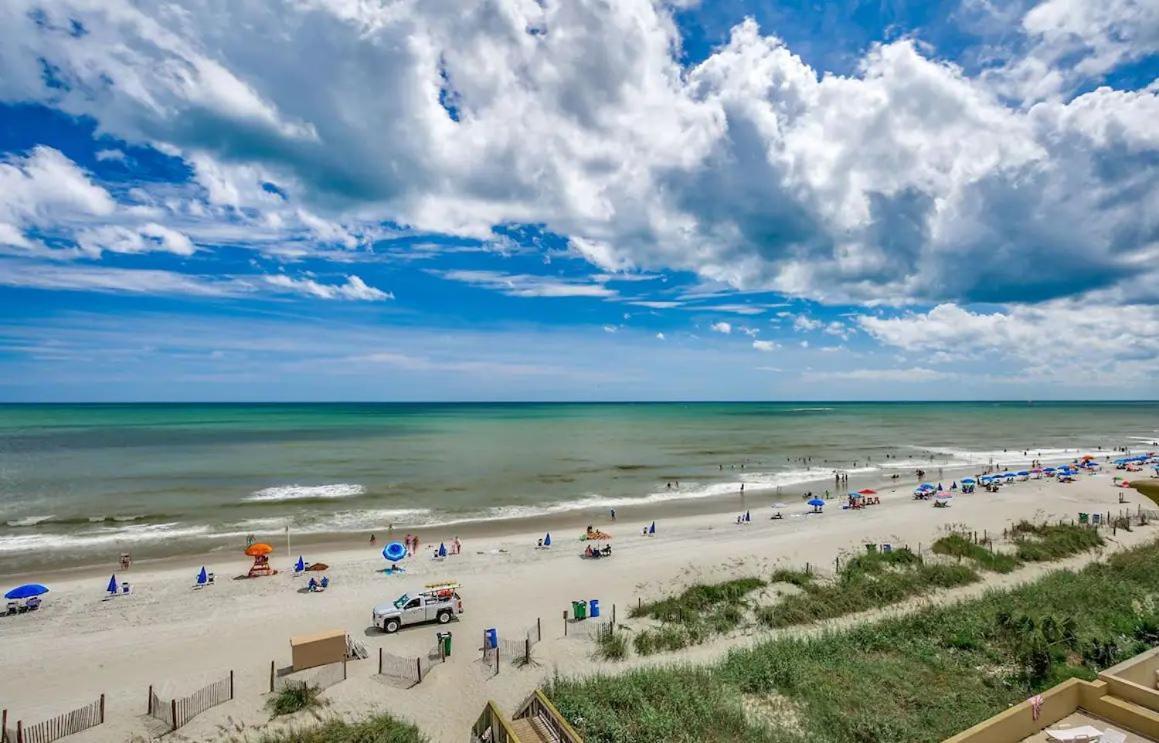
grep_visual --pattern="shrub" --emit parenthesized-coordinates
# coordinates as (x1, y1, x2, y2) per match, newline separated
(266, 683, 323, 718)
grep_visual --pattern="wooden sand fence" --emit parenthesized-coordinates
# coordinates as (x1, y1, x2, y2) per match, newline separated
(270, 660, 347, 694)
(2, 696, 104, 743)
(481, 618, 543, 675)
(376, 643, 445, 688)
(147, 671, 233, 732)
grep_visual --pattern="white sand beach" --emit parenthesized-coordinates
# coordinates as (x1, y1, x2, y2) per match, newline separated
(0, 469, 1154, 742)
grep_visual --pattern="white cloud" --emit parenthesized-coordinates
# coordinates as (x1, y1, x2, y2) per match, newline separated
(808, 367, 957, 383)
(76, 223, 196, 256)
(752, 340, 778, 352)
(824, 321, 853, 339)
(0, 0, 1151, 315)
(264, 274, 392, 301)
(738, 326, 760, 337)
(0, 259, 242, 297)
(793, 315, 822, 332)
(710, 321, 732, 334)
(858, 302, 1159, 384)
(0, 147, 114, 244)
(602, 325, 618, 333)
(656, 332, 666, 340)
(94, 149, 126, 162)
(437, 270, 615, 298)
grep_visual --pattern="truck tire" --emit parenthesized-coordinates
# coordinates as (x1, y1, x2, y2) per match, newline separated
(383, 618, 401, 634)
(436, 610, 452, 624)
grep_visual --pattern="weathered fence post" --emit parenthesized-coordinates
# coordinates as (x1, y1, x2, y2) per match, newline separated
(378, 647, 383, 675)
(147, 685, 153, 715)
(16, 719, 22, 743)
(170, 698, 177, 732)
(525, 637, 530, 664)
(100, 693, 106, 723)
(537, 616, 542, 642)
(269, 660, 275, 693)
(229, 671, 234, 700)
(563, 610, 568, 636)
(416, 657, 423, 685)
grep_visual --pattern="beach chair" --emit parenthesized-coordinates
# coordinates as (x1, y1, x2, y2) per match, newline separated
(25, 596, 42, 611)
(121, 582, 132, 595)
(6, 600, 18, 615)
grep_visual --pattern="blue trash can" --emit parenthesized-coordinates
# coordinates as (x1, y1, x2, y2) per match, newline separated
(589, 599, 600, 618)
(485, 628, 497, 649)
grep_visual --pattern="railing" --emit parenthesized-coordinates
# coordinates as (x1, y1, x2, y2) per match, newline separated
(515, 690, 584, 743)
(470, 701, 521, 743)
(3, 696, 105, 743)
(149, 671, 233, 732)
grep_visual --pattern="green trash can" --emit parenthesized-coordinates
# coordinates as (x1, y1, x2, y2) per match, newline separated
(572, 600, 587, 620)
(438, 631, 452, 658)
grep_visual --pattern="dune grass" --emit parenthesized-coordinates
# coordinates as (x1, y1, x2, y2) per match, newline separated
(249, 713, 426, 742)
(1010, 521, 1104, 562)
(769, 568, 815, 587)
(266, 684, 324, 718)
(630, 577, 766, 655)
(757, 548, 979, 628)
(596, 629, 629, 661)
(549, 536, 1159, 743)
(931, 532, 1021, 573)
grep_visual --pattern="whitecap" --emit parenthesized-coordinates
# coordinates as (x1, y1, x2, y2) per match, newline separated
(245, 483, 365, 502)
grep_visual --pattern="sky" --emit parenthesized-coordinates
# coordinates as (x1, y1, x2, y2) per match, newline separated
(0, 0, 1156, 402)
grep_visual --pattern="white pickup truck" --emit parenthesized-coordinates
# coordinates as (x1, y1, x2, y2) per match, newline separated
(372, 584, 463, 634)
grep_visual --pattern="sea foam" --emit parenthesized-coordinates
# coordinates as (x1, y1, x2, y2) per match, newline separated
(246, 483, 365, 502)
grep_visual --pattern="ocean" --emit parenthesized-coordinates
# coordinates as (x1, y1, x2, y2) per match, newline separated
(0, 402, 1155, 570)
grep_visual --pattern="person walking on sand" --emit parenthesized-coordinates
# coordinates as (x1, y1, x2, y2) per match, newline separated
(610, 508, 616, 521)
(369, 533, 376, 545)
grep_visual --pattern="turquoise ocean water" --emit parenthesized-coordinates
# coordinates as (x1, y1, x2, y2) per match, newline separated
(0, 402, 1155, 570)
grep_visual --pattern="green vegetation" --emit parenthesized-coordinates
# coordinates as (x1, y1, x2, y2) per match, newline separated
(769, 568, 814, 587)
(596, 629, 628, 661)
(266, 683, 324, 718)
(548, 536, 1159, 743)
(757, 548, 978, 628)
(249, 713, 426, 742)
(630, 577, 766, 655)
(931, 533, 1020, 573)
(1010, 521, 1103, 562)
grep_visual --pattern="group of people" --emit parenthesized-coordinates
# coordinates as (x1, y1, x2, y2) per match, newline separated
(583, 543, 613, 558)
(306, 575, 330, 592)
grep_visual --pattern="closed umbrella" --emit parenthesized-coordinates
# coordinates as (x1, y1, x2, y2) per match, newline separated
(197, 566, 208, 586)
(437, 542, 447, 558)
(649, 521, 656, 534)
(294, 556, 305, 572)
(543, 532, 552, 547)
(106, 574, 118, 594)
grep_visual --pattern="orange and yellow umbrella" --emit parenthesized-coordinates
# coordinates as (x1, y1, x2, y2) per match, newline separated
(244, 543, 273, 557)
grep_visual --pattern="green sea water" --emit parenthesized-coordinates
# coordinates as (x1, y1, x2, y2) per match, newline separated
(0, 402, 1155, 570)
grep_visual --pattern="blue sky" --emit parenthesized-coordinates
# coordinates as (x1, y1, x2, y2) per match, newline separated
(0, 0, 1156, 401)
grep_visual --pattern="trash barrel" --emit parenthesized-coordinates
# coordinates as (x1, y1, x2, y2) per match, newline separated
(484, 628, 497, 649)
(439, 631, 453, 657)
(572, 600, 587, 620)
(589, 599, 600, 618)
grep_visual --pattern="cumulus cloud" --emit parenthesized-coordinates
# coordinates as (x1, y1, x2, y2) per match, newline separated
(0, 0, 1151, 309)
(0, 146, 114, 247)
(710, 321, 732, 334)
(793, 315, 822, 332)
(858, 302, 1159, 384)
(264, 274, 392, 301)
(753, 340, 779, 352)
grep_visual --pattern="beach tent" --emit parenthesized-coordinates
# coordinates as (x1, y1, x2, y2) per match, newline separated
(4, 584, 48, 600)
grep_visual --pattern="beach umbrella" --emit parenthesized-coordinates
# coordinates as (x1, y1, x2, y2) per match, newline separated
(857, 488, 877, 495)
(807, 497, 825, 508)
(649, 521, 656, 534)
(961, 478, 976, 484)
(244, 543, 273, 557)
(106, 574, 118, 594)
(744, 511, 751, 522)
(4, 584, 48, 600)
(382, 541, 407, 562)
(294, 556, 305, 572)
(437, 542, 447, 558)
(197, 566, 208, 585)
(544, 532, 552, 547)
(1017, 471, 1029, 476)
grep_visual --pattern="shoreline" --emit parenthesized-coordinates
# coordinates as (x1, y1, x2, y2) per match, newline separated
(0, 452, 1133, 580)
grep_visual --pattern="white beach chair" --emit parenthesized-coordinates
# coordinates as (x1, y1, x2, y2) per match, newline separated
(5, 600, 18, 614)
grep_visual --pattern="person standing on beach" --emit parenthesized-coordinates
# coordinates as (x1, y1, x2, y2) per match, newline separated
(369, 533, 376, 545)
(610, 508, 616, 520)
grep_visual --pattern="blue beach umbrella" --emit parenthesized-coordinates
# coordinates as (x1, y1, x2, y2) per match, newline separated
(1017, 470, 1029, 476)
(808, 497, 825, 508)
(197, 566, 208, 585)
(744, 511, 751, 522)
(294, 555, 305, 572)
(649, 521, 656, 534)
(382, 541, 407, 562)
(5, 584, 48, 600)
(961, 478, 976, 484)
(544, 532, 552, 547)
(106, 574, 118, 594)
(437, 542, 447, 558)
